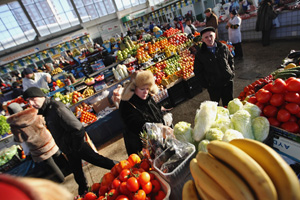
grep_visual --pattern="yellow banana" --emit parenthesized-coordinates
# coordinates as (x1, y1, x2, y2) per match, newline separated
(182, 180, 199, 200)
(196, 151, 255, 200)
(207, 140, 277, 200)
(189, 158, 232, 200)
(194, 180, 215, 200)
(230, 138, 300, 200)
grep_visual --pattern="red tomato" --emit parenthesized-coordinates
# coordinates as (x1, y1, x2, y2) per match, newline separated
(263, 82, 273, 91)
(268, 117, 281, 127)
(116, 195, 129, 200)
(255, 89, 272, 103)
(102, 172, 115, 187)
(285, 103, 300, 114)
(263, 105, 278, 118)
(296, 111, 300, 118)
(271, 78, 287, 93)
(151, 179, 161, 193)
(269, 93, 285, 107)
(99, 185, 109, 196)
(127, 154, 141, 167)
(119, 182, 130, 195)
(91, 183, 101, 193)
(285, 77, 297, 84)
(126, 177, 139, 192)
(142, 182, 152, 194)
(84, 192, 97, 200)
(286, 78, 300, 92)
(149, 173, 155, 181)
(154, 190, 166, 200)
(248, 96, 257, 104)
(255, 102, 265, 111)
(284, 92, 300, 103)
(111, 165, 119, 177)
(277, 109, 291, 122)
(289, 115, 297, 122)
(107, 188, 119, 200)
(138, 172, 151, 186)
(281, 122, 300, 133)
(133, 190, 146, 200)
(97, 196, 106, 200)
(111, 179, 121, 189)
(119, 169, 131, 182)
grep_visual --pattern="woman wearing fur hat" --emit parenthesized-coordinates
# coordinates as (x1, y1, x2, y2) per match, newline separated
(119, 70, 171, 155)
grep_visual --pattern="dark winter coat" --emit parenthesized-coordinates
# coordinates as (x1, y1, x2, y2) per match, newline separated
(193, 41, 235, 89)
(38, 98, 85, 154)
(256, 1, 278, 31)
(119, 94, 164, 155)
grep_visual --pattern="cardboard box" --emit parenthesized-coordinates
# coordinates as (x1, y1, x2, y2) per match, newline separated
(92, 97, 112, 113)
(269, 126, 300, 162)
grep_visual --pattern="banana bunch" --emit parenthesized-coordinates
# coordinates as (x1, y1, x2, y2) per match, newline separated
(51, 67, 63, 76)
(82, 86, 94, 98)
(184, 139, 300, 200)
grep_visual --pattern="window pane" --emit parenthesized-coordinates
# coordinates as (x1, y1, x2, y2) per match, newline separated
(86, 5, 99, 20)
(85, 0, 94, 4)
(77, 7, 90, 22)
(95, 2, 105, 17)
(57, 13, 71, 29)
(22, 0, 34, 5)
(103, 0, 115, 14)
(115, 0, 124, 11)
(9, 27, 28, 44)
(0, 5, 9, 12)
(66, 11, 79, 26)
(21, 24, 36, 40)
(131, 0, 139, 6)
(25, 4, 42, 21)
(139, 0, 146, 3)
(36, 2, 53, 18)
(0, 20, 5, 31)
(11, 8, 30, 25)
(122, 0, 132, 9)
(1, 11, 18, 29)
(63, 0, 74, 11)
(48, 23, 61, 33)
(0, 30, 16, 49)
(8, 2, 21, 9)
(35, 20, 50, 36)
(73, 0, 84, 7)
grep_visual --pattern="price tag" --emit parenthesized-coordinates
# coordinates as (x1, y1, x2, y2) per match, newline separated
(78, 97, 83, 101)
(55, 86, 60, 90)
(66, 103, 70, 107)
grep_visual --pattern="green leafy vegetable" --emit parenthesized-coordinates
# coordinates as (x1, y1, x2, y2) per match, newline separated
(0, 115, 10, 136)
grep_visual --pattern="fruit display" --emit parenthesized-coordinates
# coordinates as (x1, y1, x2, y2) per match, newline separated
(272, 65, 300, 79)
(82, 86, 94, 98)
(0, 115, 10, 136)
(76, 153, 168, 200)
(6, 96, 27, 106)
(56, 79, 65, 88)
(163, 27, 180, 37)
(80, 110, 97, 124)
(185, 139, 300, 200)
(53, 91, 84, 105)
(51, 67, 63, 76)
(85, 77, 95, 85)
(75, 102, 92, 118)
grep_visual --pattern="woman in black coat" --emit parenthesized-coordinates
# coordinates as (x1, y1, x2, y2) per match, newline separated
(119, 71, 170, 155)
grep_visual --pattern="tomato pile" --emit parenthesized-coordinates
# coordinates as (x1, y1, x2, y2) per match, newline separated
(248, 77, 300, 133)
(78, 153, 167, 200)
(238, 75, 273, 101)
(80, 111, 97, 124)
(6, 96, 27, 106)
(162, 27, 180, 37)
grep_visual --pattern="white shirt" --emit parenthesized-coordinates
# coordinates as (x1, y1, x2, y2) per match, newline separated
(184, 24, 196, 35)
(22, 72, 51, 91)
(228, 15, 242, 44)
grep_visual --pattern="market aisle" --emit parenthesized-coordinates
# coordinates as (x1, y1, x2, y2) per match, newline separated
(61, 39, 300, 196)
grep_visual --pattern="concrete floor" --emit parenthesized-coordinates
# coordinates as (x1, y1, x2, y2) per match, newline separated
(61, 39, 300, 197)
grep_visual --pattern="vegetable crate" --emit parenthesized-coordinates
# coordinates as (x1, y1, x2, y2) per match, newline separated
(0, 149, 23, 172)
(153, 143, 195, 199)
(267, 126, 300, 162)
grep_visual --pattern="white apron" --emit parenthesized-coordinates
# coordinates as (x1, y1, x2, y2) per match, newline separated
(228, 16, 242, 44)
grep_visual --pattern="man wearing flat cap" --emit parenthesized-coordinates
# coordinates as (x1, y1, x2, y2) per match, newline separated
(204, 8, 219, 39)
(193, 27, 235, 106)
(22, 67, 52, 91)
(23, 87, 118, 195)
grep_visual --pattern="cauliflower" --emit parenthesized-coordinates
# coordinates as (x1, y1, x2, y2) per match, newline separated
(174, 121, 193, 144)
(228, 98, 243, 115)
(222, 129, 244, 142)
(205, 128, 224, 141)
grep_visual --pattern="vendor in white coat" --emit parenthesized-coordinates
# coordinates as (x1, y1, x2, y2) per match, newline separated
(226, 9, 243, 59)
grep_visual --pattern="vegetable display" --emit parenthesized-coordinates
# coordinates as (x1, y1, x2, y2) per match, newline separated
(0, 115, 10, 136)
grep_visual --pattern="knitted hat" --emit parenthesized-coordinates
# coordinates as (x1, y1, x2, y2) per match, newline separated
(23, 87, 45, 100)
(121, 70, 158, 101)
(23, 67, 33, 75)
(200, 26, 216, 36)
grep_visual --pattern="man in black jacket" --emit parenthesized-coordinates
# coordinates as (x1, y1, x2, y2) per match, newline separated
(23, 87, 118, 195)
(194, 27, 235, 106)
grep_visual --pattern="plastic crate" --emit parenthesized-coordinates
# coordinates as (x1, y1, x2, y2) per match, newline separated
(153, 142, 196, 186)
(150, 171, 171, 200)
(267, 126, 300, 162)
(0, 149, 23, 172)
